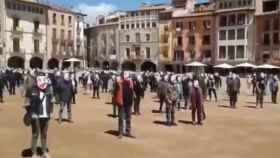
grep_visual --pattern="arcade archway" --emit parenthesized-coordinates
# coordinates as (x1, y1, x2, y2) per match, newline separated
(141, 61, 156, 72)
(48, 58, 59, 69)
(121, 61, 136, 71)
(8, 56, 24, 69)
(103, 61, 110, 70)
(30, 57, 43, 69)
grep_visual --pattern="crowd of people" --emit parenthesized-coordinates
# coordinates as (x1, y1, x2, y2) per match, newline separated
(0, 68, 278, 158)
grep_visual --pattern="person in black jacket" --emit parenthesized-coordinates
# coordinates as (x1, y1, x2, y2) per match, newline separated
(24, 74, 53, 158)
(0, 70, 5, 103)
(182, 76, 190, 109)
(133, 75, 145, 115)
(9, 70, 17, 95)
(58, 72, 74, 123)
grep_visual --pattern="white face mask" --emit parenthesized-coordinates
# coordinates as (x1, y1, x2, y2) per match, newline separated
(37, 76, 48, 90)
(64, 74, 70, 81)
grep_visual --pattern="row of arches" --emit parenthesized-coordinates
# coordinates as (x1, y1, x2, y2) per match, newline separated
(7, 56, 81, 69)
(92, 60, 157, 72)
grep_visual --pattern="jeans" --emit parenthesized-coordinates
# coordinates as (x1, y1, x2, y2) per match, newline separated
(31, 118, 49, 155)
(166, 102, 175, 125)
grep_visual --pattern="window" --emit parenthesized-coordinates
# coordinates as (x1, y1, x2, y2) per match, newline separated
(53, 13, 56, 25)
(61, 15, 64, 25)
(34, 39, 39, 53)
(121, 24, 124, 29)
(13, 18, 19, 31)
(263, 1, 279, 12)
(0, 47, 3, 55)
(264, 20, 271, 31)
(219, 30, 226, 40)
(52, 42, 57, 53)
(136, 23, 140, 28)
(236, 45, 245, 59)
(126, 24, 129, 29)
(229, 14, 236, 26)
(273, 18, 279, 30)
(126, 35, 130, 42)
(219, 16, 227, 27)
(189, 36, 195, 45)
(228, 30, 235, 40)
(146, 47, 151, 58)
(162, 35, 169, 43)
(264, 33, 270, 45)
(219, 46, 226, 59)
(147, 22, 150, 28)
(68, 16, 72, 26)
(228, 46, 235, 60)
(61, 29, 64, 40)
(142, 23, 145, 28)
(237, 14, 245, 25)
(152, 22, 156, 28)
(204, 50, 212, 58)
(164, 25, 169, 32)
(202, 35, 211, 45)
(146, 34, 150, 41)
(131, 24, 135, 29)
(136, 33, 140, 42)
(177, 36, 182, 46)
(52, 28, 57, 38)
(175, 22, 183, 31)
(219, 2, 224, 8)
(13, 38, 20, 52)
(237, 29, 245, 39)
(135, 47, 141, 57)
(203, 20, 211, 30)
(273, 33, 279, 45)
(34, 21, 39, 32)
(189, 21, 196, 31)
(68, 30, 72, 39)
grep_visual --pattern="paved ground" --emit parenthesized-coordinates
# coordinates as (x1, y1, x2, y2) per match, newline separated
(0, 81, 280, 158)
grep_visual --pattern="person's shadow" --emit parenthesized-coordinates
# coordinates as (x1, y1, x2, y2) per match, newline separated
(21, 147, 49, 157)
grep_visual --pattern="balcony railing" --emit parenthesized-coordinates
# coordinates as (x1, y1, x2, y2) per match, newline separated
(12, 26, 23, 35)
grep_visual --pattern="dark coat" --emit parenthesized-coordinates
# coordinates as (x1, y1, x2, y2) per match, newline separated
(122, 79, 134, 107)
(58, 80, 74, 103)
(133, 80, 144, 98)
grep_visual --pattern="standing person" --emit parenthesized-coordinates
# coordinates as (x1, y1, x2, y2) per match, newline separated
(58, 73, 74, 123)
(182, 75, 190, 109)
(0, 70, 5, 103)
(92, 74, 101, 99)
(24, 74, 53, 158)
(270, 75, 279, 104)
(113, 72, 134, 138)
(109, 76, 118, 117)
(246, 74, 253, 95)
(256, 73, 266, 108)
(175, 76, 183, 110)
(9, 70, 17, 95)
(207, 75, 217, 102)
(190, 80, 204, 125)
(71, 73, 78, 104)
(214, 73, 222, 90)
(165, 76, 178, 126)
(133, 75, 144, 115)
(157, 75, 169, 113)
(227, 73, 240, 108)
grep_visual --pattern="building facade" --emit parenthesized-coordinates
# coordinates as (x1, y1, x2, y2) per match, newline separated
(255, 0, 280, 65)
(3, 0, 48, 69)
(171, 1, 215, 72)
(119, 4, 168, 71)
(85, 12, 122, 69)
(214, 0, 256, 65)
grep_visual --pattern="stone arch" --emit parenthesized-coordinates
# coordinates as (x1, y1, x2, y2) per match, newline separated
(48, 58, 59, 69)
(141, 61, 156, 72)
(121, 61, 136, 71)
(8, 56, 24, 69)
(30, 57, 43, 69)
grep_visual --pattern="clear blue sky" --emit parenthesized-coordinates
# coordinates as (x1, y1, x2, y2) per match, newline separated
(50, 0, 208, 10)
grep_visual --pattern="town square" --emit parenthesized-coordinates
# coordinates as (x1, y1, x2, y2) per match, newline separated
(0, 0, 280, 158)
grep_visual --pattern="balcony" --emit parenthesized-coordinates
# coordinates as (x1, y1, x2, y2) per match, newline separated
(11, 27, 23, 38)
(33, 29, 43, 39)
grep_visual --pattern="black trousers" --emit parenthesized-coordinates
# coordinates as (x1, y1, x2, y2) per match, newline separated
(31, 118, 49, 155)
(208, 88, 217, 101)
(159, 95, 165, 112)
(256, 92, 264, 108)
(229, 92, 237, 108)
(118, 105, 131, 135)
(93, 87, 100, 98)
(9, 83, 15, 95)
(271, 91, 278, 103)
(133, 96, 141, 114)
(192, 104, 202, 124)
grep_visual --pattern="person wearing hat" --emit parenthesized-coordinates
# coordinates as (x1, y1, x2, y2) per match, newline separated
(24, 74, 54, 158)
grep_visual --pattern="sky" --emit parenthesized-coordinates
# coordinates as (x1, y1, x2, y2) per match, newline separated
(43, 0, 208, 24)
